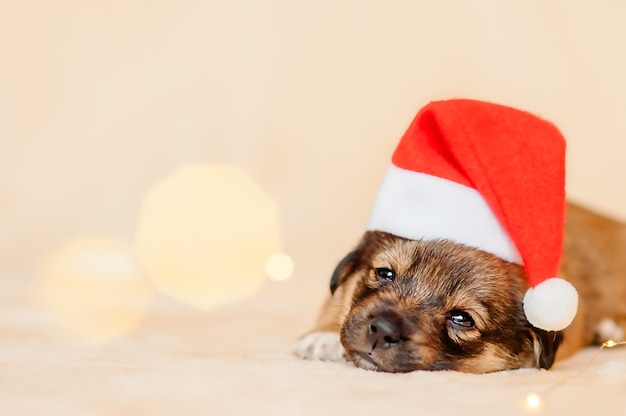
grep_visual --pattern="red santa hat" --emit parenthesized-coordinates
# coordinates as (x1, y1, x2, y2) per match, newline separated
(366, 98, 578, 332)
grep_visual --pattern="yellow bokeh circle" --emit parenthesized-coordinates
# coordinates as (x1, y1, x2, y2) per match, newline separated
(265, 252, 294, 281)
(39, 237, 152, 343)
(135, 164, 281, 310)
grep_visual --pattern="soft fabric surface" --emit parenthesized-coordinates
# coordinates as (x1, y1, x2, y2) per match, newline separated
(2, 273, 625, 416)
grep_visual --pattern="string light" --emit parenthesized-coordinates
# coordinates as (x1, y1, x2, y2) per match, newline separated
(525, 393, 541, 410)
(524, 339, 626, 411)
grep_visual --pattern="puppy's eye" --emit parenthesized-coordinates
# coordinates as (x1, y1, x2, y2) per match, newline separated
(447, 311, 475, 330)
(374, 267, 395, 283)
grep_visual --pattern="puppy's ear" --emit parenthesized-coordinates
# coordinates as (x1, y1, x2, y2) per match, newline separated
(330, 250, 357, 294)
(530, 328, 563, 369)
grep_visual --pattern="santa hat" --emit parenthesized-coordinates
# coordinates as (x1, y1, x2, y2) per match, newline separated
(366, 98, 578, 332)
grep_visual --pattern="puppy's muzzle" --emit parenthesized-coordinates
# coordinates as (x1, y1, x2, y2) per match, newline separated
(367, 311, 407, 351)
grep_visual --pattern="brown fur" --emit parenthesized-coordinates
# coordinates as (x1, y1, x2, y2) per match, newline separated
(558, 203, 626, 359)
(295, 202, 626, 373)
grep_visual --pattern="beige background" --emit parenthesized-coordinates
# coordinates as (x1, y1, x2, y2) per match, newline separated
(2, 2, 626, 415)
(3, 1, 626, 275)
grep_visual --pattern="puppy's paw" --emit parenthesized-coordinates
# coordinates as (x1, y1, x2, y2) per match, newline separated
(293, 332, 346, 362)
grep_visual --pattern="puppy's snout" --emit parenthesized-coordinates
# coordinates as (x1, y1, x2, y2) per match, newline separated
(367, 313, 404, 349)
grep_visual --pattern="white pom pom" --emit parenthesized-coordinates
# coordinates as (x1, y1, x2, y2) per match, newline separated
(523, 277, 578, 331)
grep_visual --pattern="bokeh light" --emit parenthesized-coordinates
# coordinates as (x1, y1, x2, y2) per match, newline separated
(39, 237, 152, 342)
(135, 164, 281, 310)
(265, 252, 294, 281)
(525, 393, 542, 410)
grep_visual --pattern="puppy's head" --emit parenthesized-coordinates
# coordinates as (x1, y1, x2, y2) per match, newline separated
(332, 231, 562, 374)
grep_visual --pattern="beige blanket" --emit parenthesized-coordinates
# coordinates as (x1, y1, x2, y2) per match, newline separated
(2, 273, 625, 415)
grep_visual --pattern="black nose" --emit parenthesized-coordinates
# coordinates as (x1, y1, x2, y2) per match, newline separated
(367, 313, 404, 349)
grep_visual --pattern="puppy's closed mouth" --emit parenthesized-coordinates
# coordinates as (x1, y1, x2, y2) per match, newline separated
(348, 351, 381, 372)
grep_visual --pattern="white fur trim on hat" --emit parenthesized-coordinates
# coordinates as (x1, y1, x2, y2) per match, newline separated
(366, 165, 522, 264)
(523, 277, 578, 331)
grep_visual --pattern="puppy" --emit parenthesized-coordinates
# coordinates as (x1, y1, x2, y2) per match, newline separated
(294, 202, 626, 373)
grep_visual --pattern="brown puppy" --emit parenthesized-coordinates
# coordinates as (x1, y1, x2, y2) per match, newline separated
(294, 202, 626, 373)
